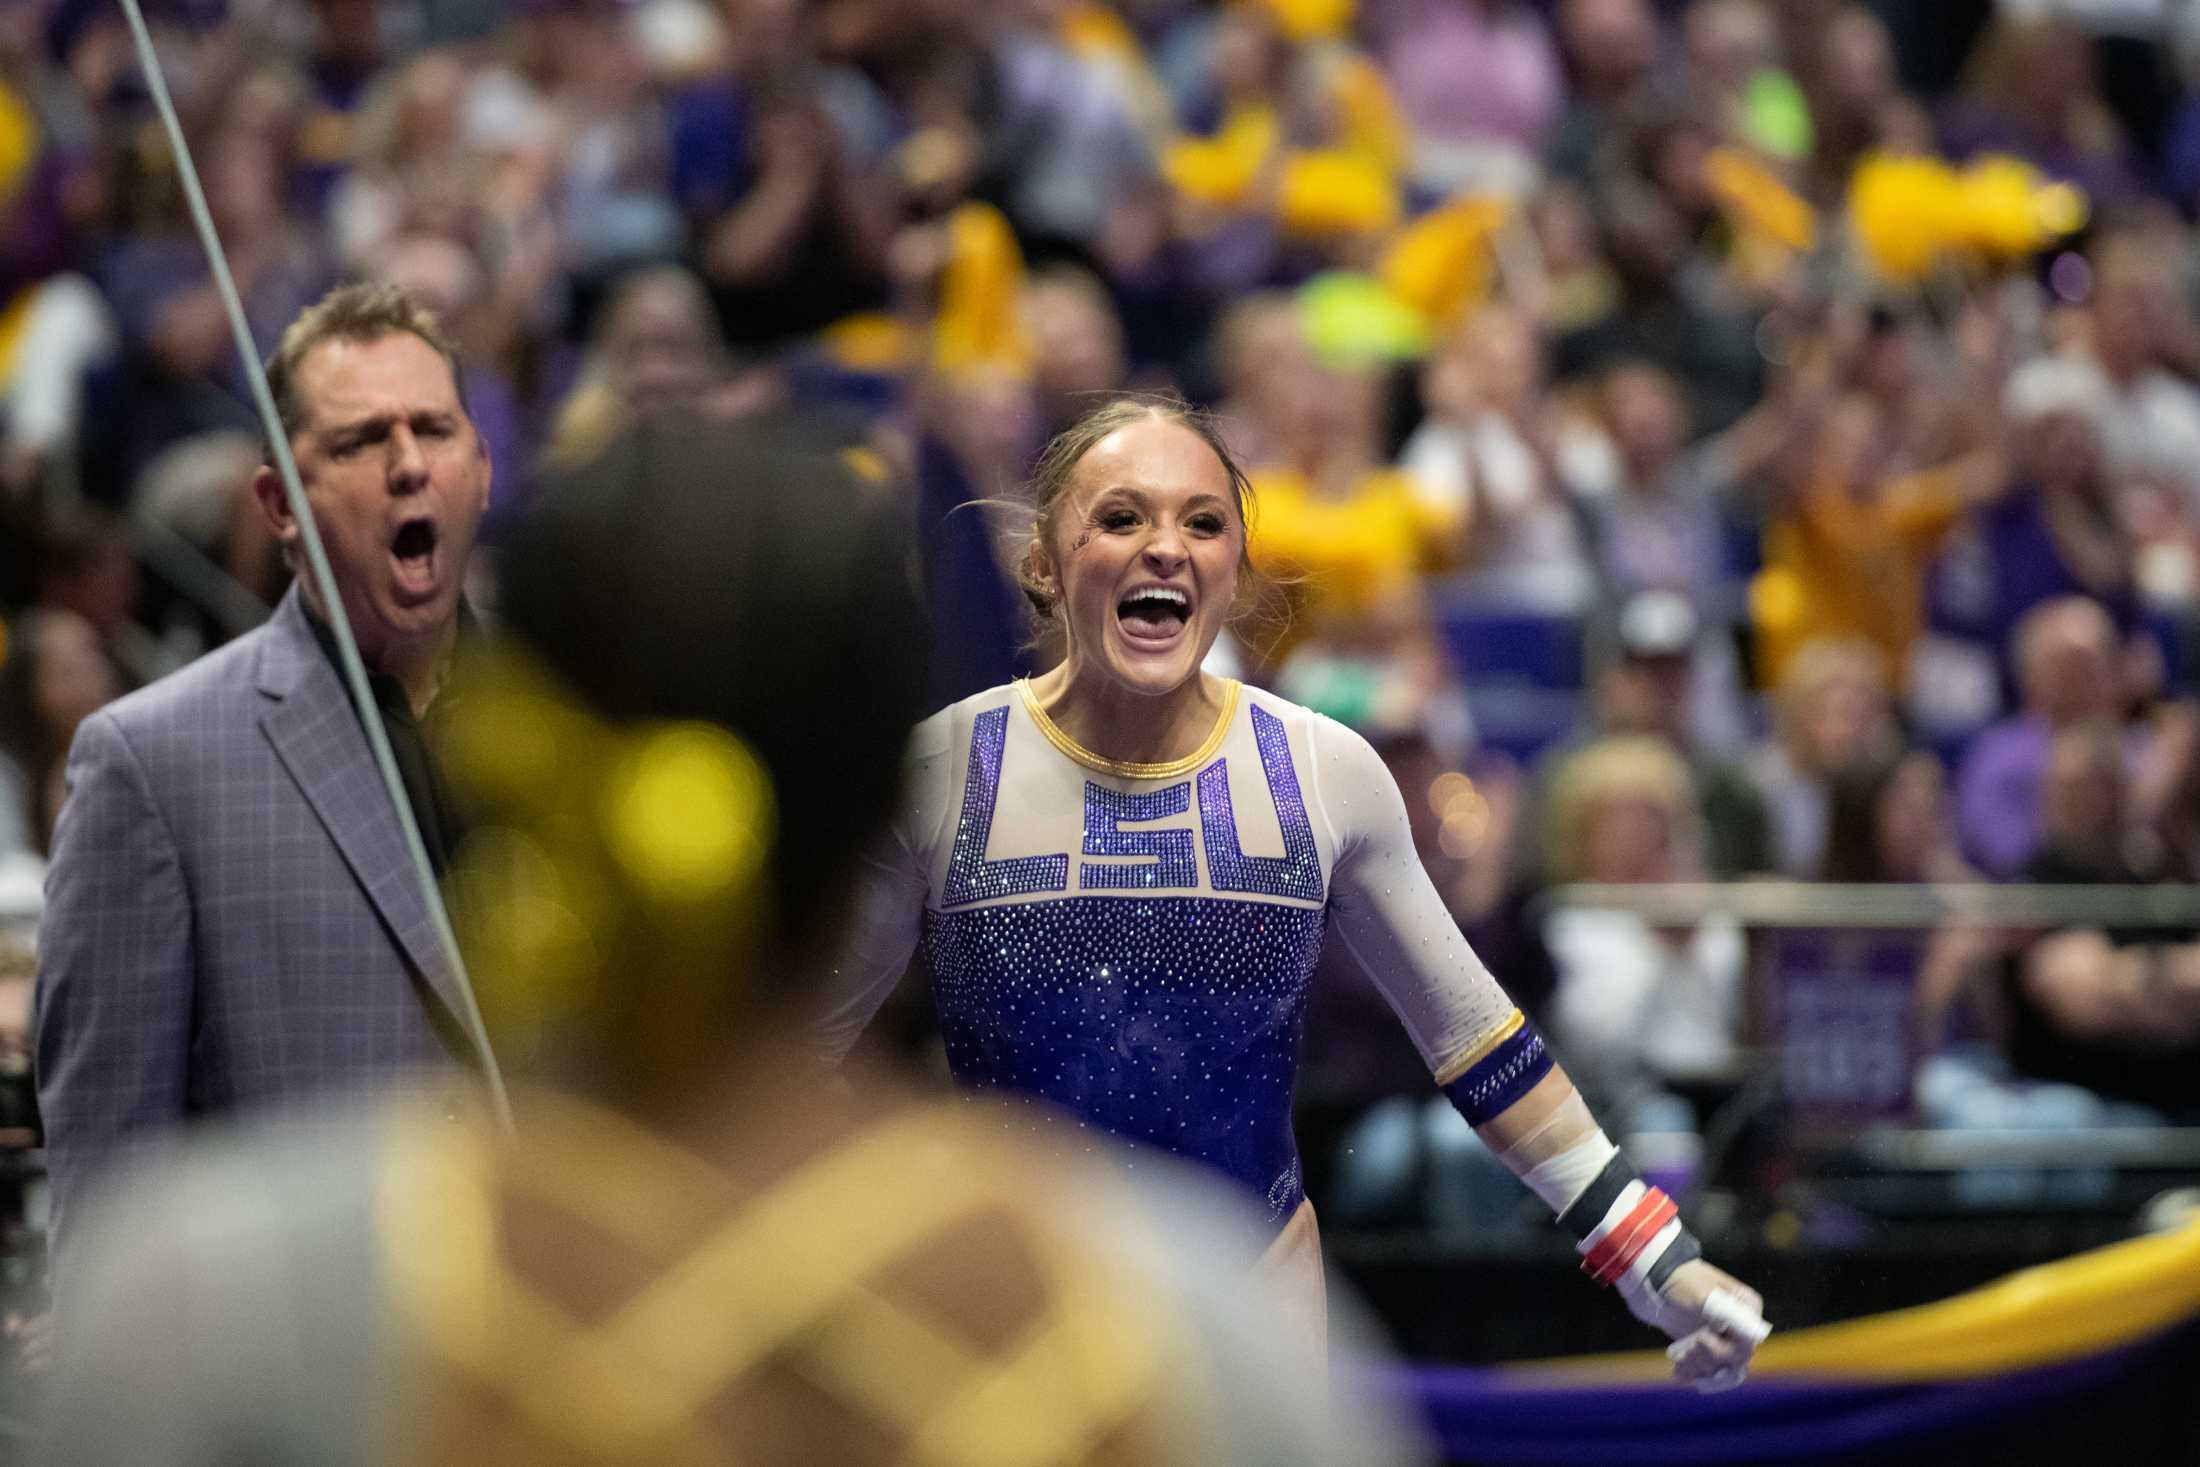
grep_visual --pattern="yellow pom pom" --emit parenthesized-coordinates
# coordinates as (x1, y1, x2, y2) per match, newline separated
(1327, 55, 1411, 176)
(1950, 156, 2088, 260)
(1279, 150, 1401, 238)
(1381, 195, 1507, 332)
(1848, 154, 1959, 285)
(1950, 157, 2040, 257)
(1164, 107, 1277, 209)
(1256, 0, 1354, 42)
(932, 202, 1031, 377)
(1705, 147, 1816, 253)
(1849, 152, 2088, 285)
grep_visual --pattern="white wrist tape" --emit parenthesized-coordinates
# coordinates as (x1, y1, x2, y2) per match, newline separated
(1513, 1121, 1619, 1216)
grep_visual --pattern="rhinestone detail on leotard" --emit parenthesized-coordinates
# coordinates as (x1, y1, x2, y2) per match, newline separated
(924, 896, 1326, 1222)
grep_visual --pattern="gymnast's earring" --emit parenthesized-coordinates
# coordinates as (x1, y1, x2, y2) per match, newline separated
(1019, 542, 1061, 614)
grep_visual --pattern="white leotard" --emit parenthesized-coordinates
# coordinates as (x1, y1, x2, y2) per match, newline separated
(822, 679, 1536, 1222)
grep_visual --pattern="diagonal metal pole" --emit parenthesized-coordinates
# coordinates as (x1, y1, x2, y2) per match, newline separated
(115, 0, 512, 1132)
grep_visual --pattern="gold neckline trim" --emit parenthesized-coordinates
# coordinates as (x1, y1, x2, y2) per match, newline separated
(1015, 678, 1240, 779)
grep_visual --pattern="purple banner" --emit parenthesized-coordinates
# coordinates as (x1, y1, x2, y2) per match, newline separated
(1771, 928, 1926, 1124)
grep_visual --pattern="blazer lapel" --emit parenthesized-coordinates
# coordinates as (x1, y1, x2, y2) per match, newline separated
(254, 589, 476, 1044)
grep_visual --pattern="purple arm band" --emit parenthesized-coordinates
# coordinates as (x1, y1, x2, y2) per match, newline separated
(1440, 1021, 1555, 1127)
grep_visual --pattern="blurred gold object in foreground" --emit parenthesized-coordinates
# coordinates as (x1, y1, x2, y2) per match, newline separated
(378, 1089, 1202, 1466)
(435, 645, 775, 1060)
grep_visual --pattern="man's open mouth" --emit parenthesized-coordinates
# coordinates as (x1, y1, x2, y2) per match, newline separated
(391, 518, 439, 593)
(1117, 586, 1191, 641)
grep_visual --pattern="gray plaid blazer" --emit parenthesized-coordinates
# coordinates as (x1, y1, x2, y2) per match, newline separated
(35, 585, 476, 1291)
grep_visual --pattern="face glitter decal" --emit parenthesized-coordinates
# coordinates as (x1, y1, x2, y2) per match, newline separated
(1080, 781, 1198, 890)
(1199, 705, 1324, 902)
(942, 706, 1071, 908)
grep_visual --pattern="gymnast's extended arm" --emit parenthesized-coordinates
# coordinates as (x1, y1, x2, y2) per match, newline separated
(1311, 717, 1767, 1389)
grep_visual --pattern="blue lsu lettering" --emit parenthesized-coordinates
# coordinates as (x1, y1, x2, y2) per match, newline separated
(941, 703, 1326, 905)
(1081, 783, 1197, 890)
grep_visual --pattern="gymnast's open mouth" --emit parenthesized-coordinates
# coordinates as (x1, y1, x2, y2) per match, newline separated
(1117, 583, 1192, 643)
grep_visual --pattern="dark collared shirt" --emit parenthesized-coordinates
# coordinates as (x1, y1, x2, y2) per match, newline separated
(303, 608, 467, 877)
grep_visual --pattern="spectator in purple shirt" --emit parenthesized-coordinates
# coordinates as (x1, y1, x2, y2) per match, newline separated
(1925, 355, 2137, 716)
(1955, 596, 2135, 877)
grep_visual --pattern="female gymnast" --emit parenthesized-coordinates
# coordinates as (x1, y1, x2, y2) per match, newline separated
(823, 399, 1767, 1385)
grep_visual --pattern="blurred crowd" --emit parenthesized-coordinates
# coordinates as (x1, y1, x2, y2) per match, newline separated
(4, 0, 2200, 1221)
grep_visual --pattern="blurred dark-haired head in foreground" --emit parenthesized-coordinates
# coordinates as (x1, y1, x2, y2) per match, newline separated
(45, 414, 1421, 1467)
(443, 411, 929, 1105)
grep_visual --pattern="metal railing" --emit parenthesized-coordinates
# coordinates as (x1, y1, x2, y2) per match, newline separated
(1542, 881, 2200, 928)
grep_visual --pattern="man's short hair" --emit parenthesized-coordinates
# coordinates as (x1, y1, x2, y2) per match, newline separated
(262, 281, 466, 447)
